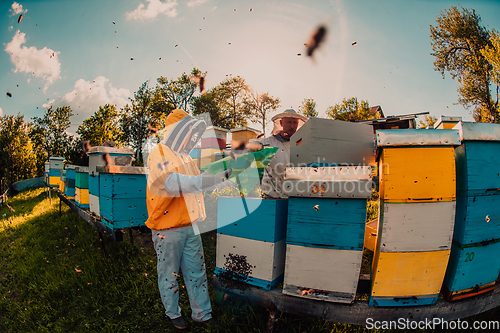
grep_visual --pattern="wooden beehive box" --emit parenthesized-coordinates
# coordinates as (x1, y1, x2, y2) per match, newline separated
(87, 146, 134, 217)
(74, 166, 89, 208)
(48, 168, 61, 188)
(49, 156, 65, 169)
(216, 197, 288, 290)
(370, 129, 460, 307)
(98, 165, 148, 230)
(59, 169, 66, 193)
(44, 162, 50, 186)
(443, 240, 500, 301)
(283, 197, 367, 303)
(230, 126, 261, 143)
(442, 121, 500, 301)
(64, 165, 76, 199)
(201, 126, 228, 149)
(289, 118, 376, 167)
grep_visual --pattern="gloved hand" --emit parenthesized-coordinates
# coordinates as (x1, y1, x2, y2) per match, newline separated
(201, 169, 232, 191)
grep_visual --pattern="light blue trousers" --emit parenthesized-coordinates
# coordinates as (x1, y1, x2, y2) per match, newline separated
(152, 225, 212, 321)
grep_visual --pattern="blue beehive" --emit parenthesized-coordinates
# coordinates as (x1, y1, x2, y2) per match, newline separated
(87, 146, 134, 217)
(443, 122, 500, 301)
(283, 118, 376, 304)
(98, 165, 148, 230)
(65, 165, 76, 199)
(216, 197, 288, 290)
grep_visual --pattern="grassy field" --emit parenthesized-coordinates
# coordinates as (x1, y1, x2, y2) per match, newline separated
(0, 187, 498, 332)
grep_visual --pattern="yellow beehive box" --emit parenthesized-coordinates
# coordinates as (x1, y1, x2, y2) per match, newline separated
(75, 188, 89, 205)
(231, 126, 261, 143)
(371, 250, 450, 296)
(379, 147, 456, 202)
(363, 219, 378, 252)
(49, 176, 60, 187)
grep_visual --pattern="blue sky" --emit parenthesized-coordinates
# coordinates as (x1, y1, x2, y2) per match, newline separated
(1, 0, 500, 135)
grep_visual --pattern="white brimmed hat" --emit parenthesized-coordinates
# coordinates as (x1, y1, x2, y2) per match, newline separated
(271, 109, 308, 122)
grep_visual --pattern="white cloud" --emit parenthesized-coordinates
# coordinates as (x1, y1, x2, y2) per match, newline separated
(187, 0, 208, 7)
(10, 2, 28, 16)
(126, 0, 178, 20)
(0, 107, 3, 116)
(5, 30, 61, 93)
(42, 76, 132, 134)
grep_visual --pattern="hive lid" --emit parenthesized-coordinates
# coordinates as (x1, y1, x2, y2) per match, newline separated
(88, 146, 134, 155)
(376, 129, 460, 147)
(96, 165, 148, 174)
(65, 164, 76, 170)
(453, 121, 500, 141)
(74, 166, 89, 173)
(49, 156, 65, 161)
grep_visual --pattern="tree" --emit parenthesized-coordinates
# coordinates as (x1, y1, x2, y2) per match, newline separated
(0, 114, 37, 190)
(119, 81, 166, 166)
(243, 91, 281, 135)
(154, 68, 200, 114)
(430, 6, 496, 122)
(417, 115, 438, 129)
(191, 76, 249, 129)
(326, 97, 374, 121)
(298, 98, 318, 118)
(481, 29, 500, 112)
(31, 105, 74, 160)
(77, 104, 123, 146)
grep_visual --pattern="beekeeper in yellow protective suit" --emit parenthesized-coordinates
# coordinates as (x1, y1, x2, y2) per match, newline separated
(146, 109, 231, 329)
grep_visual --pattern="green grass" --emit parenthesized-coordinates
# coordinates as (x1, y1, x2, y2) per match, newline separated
(0, 187, 498, 333)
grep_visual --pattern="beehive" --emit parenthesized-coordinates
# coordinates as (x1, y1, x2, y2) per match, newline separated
(370, 129, 460, 307)
(98, 165, 148, 230)
(74, 166, 89, 208)
(48, 156, 65, 188)
(64, 164, 76, 199)
(230, 126, 261, 143)
(87, 146, 134, 216)
(443, 122, 500, 301)
(283, 119, 376, 303)
(283, 197, 367, 303)
(201, 126, 228, 149)
(216, 197, 288, 290)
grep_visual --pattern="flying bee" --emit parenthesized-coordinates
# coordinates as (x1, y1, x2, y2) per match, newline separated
(189, 74, 206, 94)
(306, 25, 327, 57)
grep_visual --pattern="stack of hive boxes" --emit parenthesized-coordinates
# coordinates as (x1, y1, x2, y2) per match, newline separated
(369, 129, 460, 306)
(282, 118, 376, 303)
(98, 165, 148, 230)
(443, 122, 500, 301)
(87, 146, 134, 217)
(64, 165, 76, 200)
(48, 157, 65, 188)
(74, 166, 89, 208)
(216, 197, 288, 290)
(191, 126, 229, 169)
